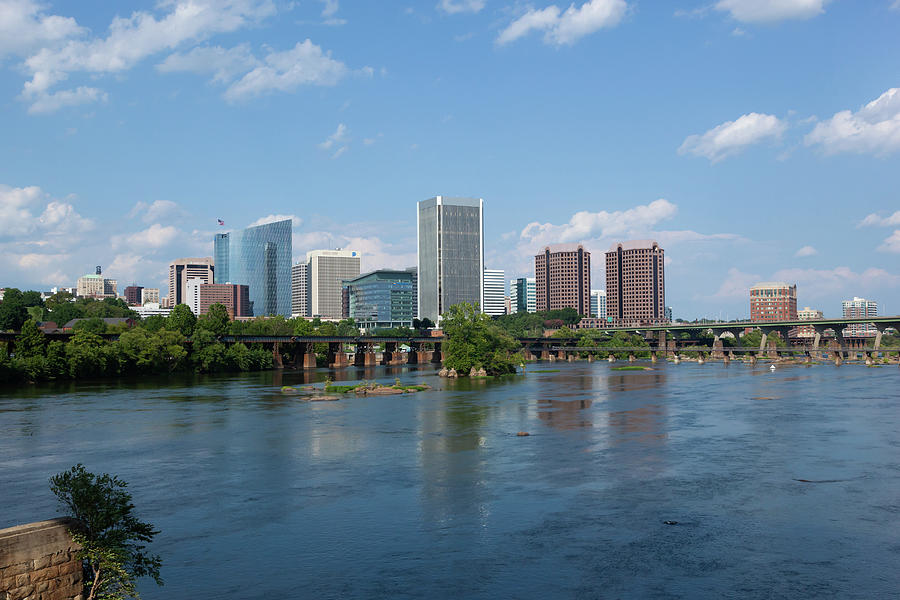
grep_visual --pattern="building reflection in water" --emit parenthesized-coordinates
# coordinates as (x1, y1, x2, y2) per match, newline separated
(416, 387, 492, 539)
(535, 372, 597, 430)
(602, 370, 669, 475)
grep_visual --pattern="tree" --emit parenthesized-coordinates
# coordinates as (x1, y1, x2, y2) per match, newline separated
(167, 304, 196, 337)
(0, 288, 27, 331)
(18, 319, 46, 357)
(441, 302, 522, 375)
(196, 303, 230, 336)
(551, 326, 576, 338)
(336, 318, 358, 337)
(50, 464, 162, 600)
(74, 317, 109, 334)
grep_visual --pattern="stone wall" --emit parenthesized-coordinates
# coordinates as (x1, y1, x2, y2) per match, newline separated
(0, 518, 82, 600)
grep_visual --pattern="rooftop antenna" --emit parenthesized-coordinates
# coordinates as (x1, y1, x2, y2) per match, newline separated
(96, 266, 102, 275)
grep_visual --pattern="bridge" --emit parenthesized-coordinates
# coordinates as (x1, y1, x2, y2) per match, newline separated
(1, 316, 897, 368)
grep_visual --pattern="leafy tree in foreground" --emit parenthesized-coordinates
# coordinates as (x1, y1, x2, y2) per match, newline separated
(441, 302, 522, 375)
(167, 304, 196, 337)
(196, 303, 230, 336)
(50, 464, 162, 600)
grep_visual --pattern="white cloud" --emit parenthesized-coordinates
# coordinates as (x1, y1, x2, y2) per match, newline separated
(711, 267, 761, 299)
(860, 210, 900, 227)
(520, 198, 677, 247)
(438, 0, 486, 15)
(804, 87, 900, 156)
(128, 200, 187, 223)
(223, 40, 348, 101)
(320, 0, 346, 24)
(16, 0, 276, 112)
(115, 223, 180, 250)
(157, 44, 260, 83)
(247, 214, 297, 228)
(26, 86, 107, 114)
(0, 0, 83, 59)
(497, 0, 627, 46)
(0, 183, 93, 240)
(772, 266, 900, 298)
(678, 112, 786, 162)
(318, 123, 349, 157)
(714, 0, 827, 23)
(794, 245, 818, 257)
(879, 230, 900, 253)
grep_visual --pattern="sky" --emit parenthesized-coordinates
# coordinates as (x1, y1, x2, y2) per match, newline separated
(1, 0, 899, 319)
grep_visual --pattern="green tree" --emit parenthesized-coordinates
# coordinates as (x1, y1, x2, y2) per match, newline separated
(74, 317, 109, 334)
(18, 319, 46, 357)
(167, 305, 196, 337)
(50, 464, 162, 600)
(140, 315, 167, 333)
(196, 303, 230, 336)
(551, 326, 576, 338)
(191, 329, 228, 372)
(65, 331, 109, 378)
(336, 318, 358, 337)
(441, 302, 522, 375)
(0, 288, 27, 331)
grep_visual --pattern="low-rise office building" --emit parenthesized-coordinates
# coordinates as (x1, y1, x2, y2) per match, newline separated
(343, 270, 416, 331)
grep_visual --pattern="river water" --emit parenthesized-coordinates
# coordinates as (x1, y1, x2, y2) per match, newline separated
(1, 361, 898, 599)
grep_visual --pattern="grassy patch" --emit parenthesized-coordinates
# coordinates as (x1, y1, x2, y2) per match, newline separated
(325, 384, 359, 393)
(611, 365, 651, 371)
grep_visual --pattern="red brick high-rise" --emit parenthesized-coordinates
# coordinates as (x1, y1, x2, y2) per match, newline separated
(534, 244, 591, 315)
(605, 240, 666, 325)
(749, 282, 797, 322)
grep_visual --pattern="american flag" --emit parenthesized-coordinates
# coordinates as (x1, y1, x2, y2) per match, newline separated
(217, 218, 225, 226)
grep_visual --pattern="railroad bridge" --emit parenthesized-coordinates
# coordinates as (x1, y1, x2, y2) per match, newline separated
(1, 316, 898, 367)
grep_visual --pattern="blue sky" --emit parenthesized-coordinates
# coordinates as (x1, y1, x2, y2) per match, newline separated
(1, 0, 898, 319)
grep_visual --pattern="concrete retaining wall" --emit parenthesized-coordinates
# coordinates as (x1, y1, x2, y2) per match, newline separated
(0, 518, 82, 600)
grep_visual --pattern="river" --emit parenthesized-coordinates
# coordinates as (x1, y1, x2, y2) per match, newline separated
(1, 361, 898, 599)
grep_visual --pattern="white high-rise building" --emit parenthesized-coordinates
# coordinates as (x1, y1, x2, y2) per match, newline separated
(483, 269, 505, 316)
(417, 196, 484, 322)
(291, 262, 309, 318)
(307, 249, 361, 319)
(842, 297, 878, 337)
(509, 277, 536, 313)
(590, 289, 607, 319)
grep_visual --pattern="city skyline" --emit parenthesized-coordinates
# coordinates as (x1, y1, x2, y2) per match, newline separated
(1, 1, 898, 319)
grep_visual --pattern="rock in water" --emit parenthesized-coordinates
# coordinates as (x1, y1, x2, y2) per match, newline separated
(663, 520, 678, 525)
(469, 367, 478, 377)
(516, 431, 530, 437)
(448, 368, 458, 378)
(438, 368, 448, 377)
(477, 367, 487, 377)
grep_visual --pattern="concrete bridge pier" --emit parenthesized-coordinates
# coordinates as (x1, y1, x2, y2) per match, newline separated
(607, 353, 615, 362)
(407, 343, 420, 364)
(832, 350, 843, 366)
(549, 354, 556, 362)
(628, 353, 636, 362)
(541, 350, 551, 361)
(587, 354, 594, 362)
(272, 341, 284, 369)
(557, 349, 567, 361)
(431, 342, 443, 364)
(865, 352, 874, 366)
(329, 342, 349, 368)
(567, 353, 575, 362)
(722, 352, 730, 365)
(650, 351, 657, 363)
(749, 354, 757, 365)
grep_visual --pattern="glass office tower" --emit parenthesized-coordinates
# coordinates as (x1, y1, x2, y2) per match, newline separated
(417, 196, 484, 322)
(213, 219, 292, 317)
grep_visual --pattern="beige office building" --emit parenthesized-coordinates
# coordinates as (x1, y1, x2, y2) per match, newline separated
(76, 272, 117, 298)
(307, 249, 360, 319)
(168, 258, 214, 306)
(141, 288, 160, 305)
(797, 306, 823, 338)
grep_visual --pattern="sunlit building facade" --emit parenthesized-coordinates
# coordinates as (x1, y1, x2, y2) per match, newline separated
(344, 270, 415, 330)
(482, 269, 505, 316)
(214, 219, 291, 317)
(417, 196, 484, 322)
